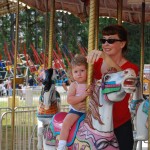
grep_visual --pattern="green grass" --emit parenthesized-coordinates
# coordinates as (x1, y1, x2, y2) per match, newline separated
(0, 101, 7, 107)
(1, 125, 38, 150)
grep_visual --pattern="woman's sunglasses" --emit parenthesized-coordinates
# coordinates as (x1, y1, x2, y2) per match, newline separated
(100, 39, 122, 44)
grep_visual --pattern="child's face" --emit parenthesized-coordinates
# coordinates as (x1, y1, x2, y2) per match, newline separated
(72, 65, 87, 84)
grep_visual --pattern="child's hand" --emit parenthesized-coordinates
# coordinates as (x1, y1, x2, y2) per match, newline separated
(72, 101, 86, 112)
(86, 85, 92, 94)
(82, 85, 92, 100)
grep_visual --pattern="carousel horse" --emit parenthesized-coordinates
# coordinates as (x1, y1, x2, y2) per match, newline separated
(36, 68, 60, 150)
(42, 68, 137, 150)
(129, 77, 149, 145)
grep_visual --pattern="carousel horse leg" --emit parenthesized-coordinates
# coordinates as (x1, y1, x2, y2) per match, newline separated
(137, 141, 142, 150)
(37, 117, 53, 150)
(133, 140, 138, 150)
(133, 140, 143, 150)
(37, 119, 44, 150)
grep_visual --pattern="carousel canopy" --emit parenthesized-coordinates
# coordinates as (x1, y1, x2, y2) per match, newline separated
(0, 0, 150, 24)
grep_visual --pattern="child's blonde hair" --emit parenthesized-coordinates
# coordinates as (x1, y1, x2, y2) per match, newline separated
(71, 54, 87, 68)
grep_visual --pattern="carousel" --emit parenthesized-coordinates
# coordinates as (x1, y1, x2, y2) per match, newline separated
(0, 0, 149, 150)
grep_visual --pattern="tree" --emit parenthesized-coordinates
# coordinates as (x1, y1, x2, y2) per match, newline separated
(0, 10, 149, 67)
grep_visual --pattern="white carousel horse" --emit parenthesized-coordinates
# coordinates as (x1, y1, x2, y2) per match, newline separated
(36, 68, 60, 150)
(129, 78, 149, 144)
(42, 68, 137, 150)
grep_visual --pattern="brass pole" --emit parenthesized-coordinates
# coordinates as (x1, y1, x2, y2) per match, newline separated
(48, 0, 55, 68)
(117, 0, 123, 25)
(11, 0, 19, 150)
(140, 1, 145, 93)
(141, 1, 146, 149)
(140, 9, 145, 150)
(95, 0, 99, 49)
(44, 0, 48, 69)
(86, 0, 96, 111)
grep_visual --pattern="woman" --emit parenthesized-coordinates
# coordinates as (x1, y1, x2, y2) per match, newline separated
(76, 25, 139, 150)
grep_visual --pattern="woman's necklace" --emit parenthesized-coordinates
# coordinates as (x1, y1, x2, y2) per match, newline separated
(117, 57, 125, 67)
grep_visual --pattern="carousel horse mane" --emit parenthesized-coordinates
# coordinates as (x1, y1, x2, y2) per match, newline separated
(84, 79, 103, 129)
(42, 68, 54, 92)
(85, 69, 123, 129)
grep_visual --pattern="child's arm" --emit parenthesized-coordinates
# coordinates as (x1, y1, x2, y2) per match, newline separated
(67, 82, 89, 105)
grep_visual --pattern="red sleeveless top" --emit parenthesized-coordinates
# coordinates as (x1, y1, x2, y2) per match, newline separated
(93, 58, 139, 128)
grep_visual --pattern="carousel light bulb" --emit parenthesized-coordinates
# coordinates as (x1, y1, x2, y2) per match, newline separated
(0, 19, 2, 26)
(27, 6, 30, 9)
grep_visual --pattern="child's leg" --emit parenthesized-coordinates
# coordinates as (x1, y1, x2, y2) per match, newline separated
(57, 113, 79, 150)
(60, 113, 79, 140)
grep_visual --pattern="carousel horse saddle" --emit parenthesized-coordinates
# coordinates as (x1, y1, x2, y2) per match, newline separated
(52, 112, 85, 146)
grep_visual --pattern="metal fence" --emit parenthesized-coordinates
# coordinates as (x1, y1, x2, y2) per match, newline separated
(0, 108, 37, 150)
(0, 86, 69, 150)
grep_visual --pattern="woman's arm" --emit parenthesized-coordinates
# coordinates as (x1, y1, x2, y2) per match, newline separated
(87, 50, 122, 71)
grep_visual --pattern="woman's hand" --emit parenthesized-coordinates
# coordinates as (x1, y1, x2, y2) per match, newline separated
(87, 50, 103, 64)
(72, 101, 86, 112)
(87, 50, 121, 71)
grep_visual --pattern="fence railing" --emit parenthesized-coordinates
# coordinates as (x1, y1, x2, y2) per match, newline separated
(0, 86, 69, 150)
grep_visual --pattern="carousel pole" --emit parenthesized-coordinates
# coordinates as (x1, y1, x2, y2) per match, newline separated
(117, 0, 123, 25)
(86, 0, 96, 111)
(11, 0, 19, 150)
(137, 1, 145, 150)
(148, 79, 150, 149)
(140, 1, 145, 94)
(44, 0, 49, 69)
(140, 1, 149, 149)
(94, 0, 99, 49)
(48, 0, 55, 68)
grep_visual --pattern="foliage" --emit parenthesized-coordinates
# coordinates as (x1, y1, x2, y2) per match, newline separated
(55, 12, 89, 54)
(0, 9, 149, 67)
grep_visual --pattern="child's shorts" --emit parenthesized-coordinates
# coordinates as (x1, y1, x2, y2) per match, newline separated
(68, 108, 85, 117)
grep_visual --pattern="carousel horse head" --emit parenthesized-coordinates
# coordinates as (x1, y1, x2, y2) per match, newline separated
(96, 68, 137, 102)
(121, 69, 138, 94)
(83, 68, 137, 131)
(38, 68, 60, 112)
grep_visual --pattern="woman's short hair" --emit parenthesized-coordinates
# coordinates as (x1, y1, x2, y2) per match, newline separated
(102, 24, 128, 56)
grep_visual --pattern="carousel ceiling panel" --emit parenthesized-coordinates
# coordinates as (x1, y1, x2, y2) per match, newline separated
(0, 0, 27, 16)
(0, 0, 150, 24)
